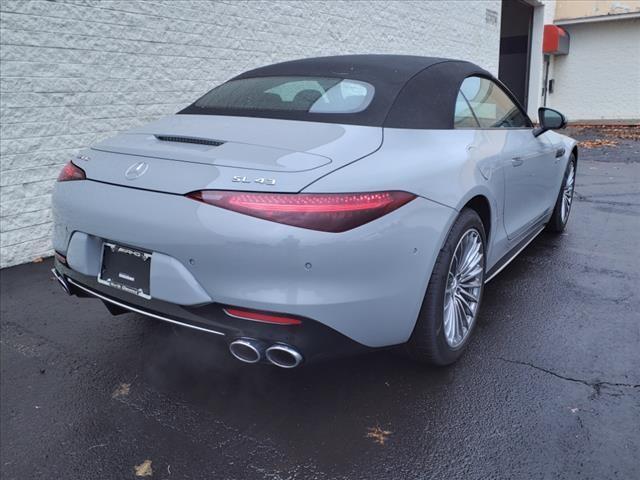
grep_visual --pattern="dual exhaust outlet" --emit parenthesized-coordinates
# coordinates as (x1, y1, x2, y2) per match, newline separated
(229, 338, 303, 369)
(53, 269, 302, 368)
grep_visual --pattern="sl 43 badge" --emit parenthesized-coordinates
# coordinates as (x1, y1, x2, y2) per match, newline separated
(232, 176, 276, 185)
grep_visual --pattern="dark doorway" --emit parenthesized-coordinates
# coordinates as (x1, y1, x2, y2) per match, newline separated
(499, 0, 533, 109)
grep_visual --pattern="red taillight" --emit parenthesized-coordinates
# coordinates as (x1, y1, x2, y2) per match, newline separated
(57, 161, 86, 182)
(224, 307, 302, 325)
(187, 191, 415, 232)
(54, 251, 68, 265)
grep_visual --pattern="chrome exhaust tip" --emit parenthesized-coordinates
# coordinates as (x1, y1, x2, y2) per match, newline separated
(51, 268, 71, 295)
(229, 338, 262, 364)
(265, 344, 303, 369)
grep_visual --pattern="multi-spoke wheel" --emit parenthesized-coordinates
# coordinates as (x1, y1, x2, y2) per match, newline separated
(443, 229, 484, 348)
(561, 161, 575, 224)
(407, 208, 486, 365)
(547, 154, 577, 233)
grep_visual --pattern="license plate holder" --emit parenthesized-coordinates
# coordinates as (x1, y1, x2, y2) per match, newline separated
(98, 242, 152, 299)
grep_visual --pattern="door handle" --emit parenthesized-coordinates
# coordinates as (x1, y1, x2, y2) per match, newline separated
(511, 157, 524, 167)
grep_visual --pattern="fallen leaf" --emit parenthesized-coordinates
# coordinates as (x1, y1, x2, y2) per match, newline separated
(32, 257, 43, 263)
(366, 426, 392, 445)
(112, 383, 130, 398)
(579, 139, 618, 149)
(601, 126, 640, 141)
(134, 459, 153, 477)
(568, 124, 640, 141)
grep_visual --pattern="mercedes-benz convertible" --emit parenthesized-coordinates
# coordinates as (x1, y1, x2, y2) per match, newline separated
(51, 55, 577, 368)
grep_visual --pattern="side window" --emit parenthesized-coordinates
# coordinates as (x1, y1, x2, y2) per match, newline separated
(459, 76, 531, 128)
(454, 91, 480, 128)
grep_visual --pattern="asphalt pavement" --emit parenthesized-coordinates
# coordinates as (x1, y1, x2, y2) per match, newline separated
(1, 149, 639, 479)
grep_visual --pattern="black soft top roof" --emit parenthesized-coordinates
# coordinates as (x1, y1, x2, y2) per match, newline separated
(179, 54, 493, 129)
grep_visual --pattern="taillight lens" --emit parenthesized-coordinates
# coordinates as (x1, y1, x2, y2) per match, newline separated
(224, 307, 302, 325)
(54, 251, 68, 266)
(187, 191, 416, 232)
(57, 161, 86, 182)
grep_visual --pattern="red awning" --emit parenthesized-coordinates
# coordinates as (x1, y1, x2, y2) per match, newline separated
(544, 25, 570, 55)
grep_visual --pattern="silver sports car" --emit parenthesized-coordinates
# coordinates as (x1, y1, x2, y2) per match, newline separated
(51, 55, 577, 368)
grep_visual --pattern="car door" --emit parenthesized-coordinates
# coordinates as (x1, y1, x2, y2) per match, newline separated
(459, 76, 556, 241)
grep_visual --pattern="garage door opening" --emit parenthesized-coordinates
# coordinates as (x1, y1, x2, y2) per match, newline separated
(499, 0, 533, 109)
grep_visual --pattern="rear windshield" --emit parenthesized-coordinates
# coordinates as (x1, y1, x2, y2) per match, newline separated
(192, 76, 375, 114)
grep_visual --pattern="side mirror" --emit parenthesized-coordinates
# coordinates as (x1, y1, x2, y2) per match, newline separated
(533, 107, 567, 137)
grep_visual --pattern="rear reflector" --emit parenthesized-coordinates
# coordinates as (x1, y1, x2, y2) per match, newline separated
(224, 307, 302, 325)
(57, 161, 86, 182)
(187, 191, 416, 232)
(54, 251, 68, 265)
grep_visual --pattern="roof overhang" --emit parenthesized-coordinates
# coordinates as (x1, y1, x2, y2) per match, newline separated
(555, 11, 640, 25)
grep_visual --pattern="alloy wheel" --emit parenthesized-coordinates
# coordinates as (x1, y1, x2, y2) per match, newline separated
(443, 229, 484, 348)
(561, 162, 575, 224)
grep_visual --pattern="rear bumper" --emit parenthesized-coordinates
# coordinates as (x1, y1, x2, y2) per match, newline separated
(52, 179, 455, 348)
(53, 260, 369, 364)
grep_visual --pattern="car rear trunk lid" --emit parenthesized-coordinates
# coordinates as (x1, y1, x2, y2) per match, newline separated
(83, 115, 382, 194)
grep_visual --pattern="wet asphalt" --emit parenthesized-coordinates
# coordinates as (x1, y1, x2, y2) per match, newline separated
(1, 151, 639, 479)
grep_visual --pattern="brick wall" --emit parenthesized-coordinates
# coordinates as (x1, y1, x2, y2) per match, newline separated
(0, 0, 501, 268)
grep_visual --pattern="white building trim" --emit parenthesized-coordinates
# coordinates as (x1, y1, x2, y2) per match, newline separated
(555, 11, 640, 25)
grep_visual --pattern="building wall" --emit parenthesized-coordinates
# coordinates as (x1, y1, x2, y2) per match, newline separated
(546, 18, 640, 122)
(525, 0, 555, 120)
(554, 0, 640, 21)
(0, 0, 502, 268)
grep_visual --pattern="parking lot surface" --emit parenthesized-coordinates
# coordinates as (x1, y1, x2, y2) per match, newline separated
(1, 145, 639, 479)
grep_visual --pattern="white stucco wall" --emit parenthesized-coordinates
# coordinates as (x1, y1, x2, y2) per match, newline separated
(547, 18, 640, 121)
(0, 0, 502, 268)
(523, 0, 556, 120)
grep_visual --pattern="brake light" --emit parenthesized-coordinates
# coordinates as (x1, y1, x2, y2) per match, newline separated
(54, 251, 68, 266)
(187, 191, 415, 232)
(224, 307, 302, 325)
(57, 161, 86, 182)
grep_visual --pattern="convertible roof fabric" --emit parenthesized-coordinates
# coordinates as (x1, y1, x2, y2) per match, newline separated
(179, 55, 493, 129)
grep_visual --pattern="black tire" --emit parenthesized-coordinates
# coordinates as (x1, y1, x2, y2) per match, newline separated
(546, 154, 576, 233)
(406, 208, 486, 366)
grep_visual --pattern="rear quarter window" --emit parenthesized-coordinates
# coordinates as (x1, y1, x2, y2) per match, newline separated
(457, 76, 532, 128)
